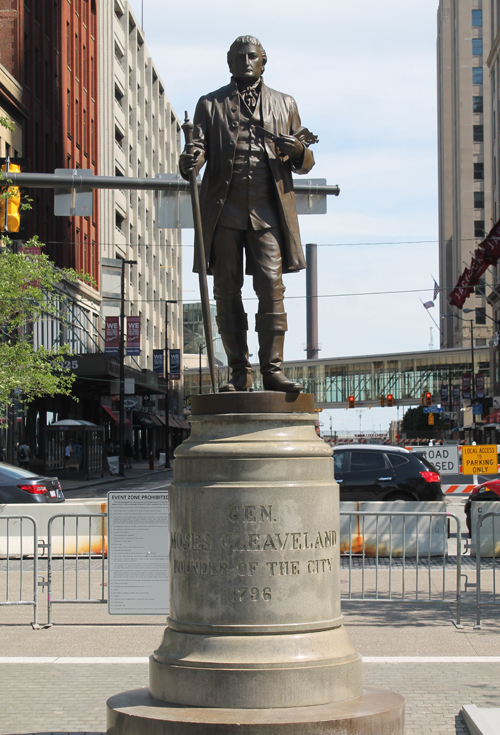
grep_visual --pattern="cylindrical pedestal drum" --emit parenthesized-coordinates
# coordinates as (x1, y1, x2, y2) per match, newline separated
(150, 392, 362, 709)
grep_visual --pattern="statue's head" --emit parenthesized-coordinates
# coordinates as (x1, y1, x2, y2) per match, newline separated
(227, 36, 267, 82)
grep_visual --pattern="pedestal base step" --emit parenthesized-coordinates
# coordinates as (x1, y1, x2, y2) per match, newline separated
(107, 686, 404, 735)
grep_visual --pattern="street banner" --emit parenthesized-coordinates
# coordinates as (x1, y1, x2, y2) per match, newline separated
(126, 316, 141, 356)
(453, 385, 461, 405)
(153, 349, 164, 377)
(170, 349, 181, 380)
(462, 373, 471, 400)
(440, 384, 449, 406)
(476, 372, 485, 399)
(105, 316, 119, 355)
(462, 445, 498, 475)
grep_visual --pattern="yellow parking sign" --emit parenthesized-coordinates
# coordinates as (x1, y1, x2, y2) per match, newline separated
(462, 445, 498, 475)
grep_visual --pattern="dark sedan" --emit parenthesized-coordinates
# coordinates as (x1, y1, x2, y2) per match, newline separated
(0, 462, 65, 503)
(332, 445, 443, 502)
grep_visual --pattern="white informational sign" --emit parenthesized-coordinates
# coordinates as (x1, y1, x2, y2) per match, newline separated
(409, 446, 459, 475)
(108, 490, 169, 615)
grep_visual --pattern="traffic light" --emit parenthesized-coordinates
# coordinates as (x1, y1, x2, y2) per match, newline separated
(348, 395, 355, 409)
(379, 395, 385, 407)
(387, 394, 394, 407)
(420, 392, 425, 405)
(428, 413, 434, 426)
(0, 163, 21, 233)
(425, 392, 432, 406)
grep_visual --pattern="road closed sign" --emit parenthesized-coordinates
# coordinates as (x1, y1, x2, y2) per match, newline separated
(462, 445, 498, 475)
(409, 446, 459, 474)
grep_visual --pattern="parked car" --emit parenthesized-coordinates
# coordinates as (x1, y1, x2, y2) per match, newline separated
(332, 445, 443, 502)
(0, 462, 65, 503)
(464, 479, 500, 533)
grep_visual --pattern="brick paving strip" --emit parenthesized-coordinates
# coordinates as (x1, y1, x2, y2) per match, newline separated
(0, 658, 499, 735)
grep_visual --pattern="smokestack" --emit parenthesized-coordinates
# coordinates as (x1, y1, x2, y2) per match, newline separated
(306, 243, 319, 359)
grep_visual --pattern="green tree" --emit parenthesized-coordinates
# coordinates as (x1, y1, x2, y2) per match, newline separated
(402, 405, 446, 432)
(0, 235, 95, 413)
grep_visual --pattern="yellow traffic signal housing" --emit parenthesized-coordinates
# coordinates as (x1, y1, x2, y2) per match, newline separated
(0, 163, 21, 233)
(348, 395, 355, 409)
(379, 395, 385, 407)
(428, 413, 435, 426)
(387, 394, 394, 407)
(425, 392, 432, 406)
(420, 392, 425, 405)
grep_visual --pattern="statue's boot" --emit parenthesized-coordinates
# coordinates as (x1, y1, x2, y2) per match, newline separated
(217, 313, 252, 392)
(256, 313, 303, 393)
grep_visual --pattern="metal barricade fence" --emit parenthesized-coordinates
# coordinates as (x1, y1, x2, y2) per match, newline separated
(475, 511, 500, 628)
(339, 511, 462, 626)
(0, 515, 39, 625)
(47, 513, 107, 625)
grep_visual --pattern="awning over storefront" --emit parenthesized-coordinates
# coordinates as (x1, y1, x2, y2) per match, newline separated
(169, 416, 191, 430)
(133, 410, 163, 429)
(102, 406, 130, 426)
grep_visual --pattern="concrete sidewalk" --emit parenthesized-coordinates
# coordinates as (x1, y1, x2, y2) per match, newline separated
(59, 460, 173, 493)
(0, 598, 499, 734)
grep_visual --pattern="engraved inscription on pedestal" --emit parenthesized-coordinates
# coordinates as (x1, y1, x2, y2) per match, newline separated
(169, 490, 341, 632)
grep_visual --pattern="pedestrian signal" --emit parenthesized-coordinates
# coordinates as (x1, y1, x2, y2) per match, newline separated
(348, 395, 355, 409)
(387, 394, 394, 407)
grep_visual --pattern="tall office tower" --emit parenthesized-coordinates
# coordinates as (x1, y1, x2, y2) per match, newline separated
(438, 0, 494, 350)
(97, 0, 183, 373)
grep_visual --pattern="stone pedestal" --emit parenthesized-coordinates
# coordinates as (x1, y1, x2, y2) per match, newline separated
(107, 393, 404, 734)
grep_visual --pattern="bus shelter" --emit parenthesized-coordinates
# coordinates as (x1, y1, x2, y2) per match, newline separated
(45, 419, 105, 480)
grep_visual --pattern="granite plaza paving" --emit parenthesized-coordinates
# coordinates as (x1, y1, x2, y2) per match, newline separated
(0, 598, 499, 735)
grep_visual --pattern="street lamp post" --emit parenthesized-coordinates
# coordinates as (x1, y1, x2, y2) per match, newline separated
(119, 258, 137, 477)
(164, 299, 177, 470)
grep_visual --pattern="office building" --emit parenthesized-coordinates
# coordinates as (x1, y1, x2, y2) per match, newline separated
(98, 0, 182, 374)
(437, 0, 494, 349)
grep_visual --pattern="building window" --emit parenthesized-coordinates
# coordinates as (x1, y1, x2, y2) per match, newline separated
(474, 191, 485, 209)
(67, 89, 71, 131)
(83, 109, 86, 152)
(476, 278, 486, 296)
(75, 36, 78, 79)
(475, 307, 486, 325)
(473, 124, 484, 142)
(472, 9, 482, 26)
(474, 220, 485, 238)
(474, 162, 484, 180)
(83, 46, 86, 88)
(472, 38, 483, 56)
(473, 67, 483, 84)
(75, 99, 79, 144)
(66, 22, 70, 67)
(473, 95, 483, 113)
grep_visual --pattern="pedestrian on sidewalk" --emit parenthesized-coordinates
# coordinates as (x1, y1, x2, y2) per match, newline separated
(124, 440, 134, 470)
(17, 442, 31, 469)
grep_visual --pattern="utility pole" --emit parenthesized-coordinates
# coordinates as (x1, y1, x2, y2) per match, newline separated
(164, 299, 177, 469)
(119, 258, 137, 476)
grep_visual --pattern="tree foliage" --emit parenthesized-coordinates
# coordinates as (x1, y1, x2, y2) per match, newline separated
(0, 235, 95, 412)
(402, 405, 446, 432)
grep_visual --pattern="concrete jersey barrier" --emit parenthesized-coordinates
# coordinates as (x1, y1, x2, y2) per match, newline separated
(0, 499, 107, 557)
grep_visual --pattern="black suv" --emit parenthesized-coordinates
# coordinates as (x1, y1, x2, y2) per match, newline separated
(332, 445, 443, 502)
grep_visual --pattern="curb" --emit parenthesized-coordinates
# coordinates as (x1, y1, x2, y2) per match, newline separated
(62, 467, 173, 492)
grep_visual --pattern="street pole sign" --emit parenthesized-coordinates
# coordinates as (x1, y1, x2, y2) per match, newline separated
(462, 445, 498, 475)
(423, 405, 445, 414)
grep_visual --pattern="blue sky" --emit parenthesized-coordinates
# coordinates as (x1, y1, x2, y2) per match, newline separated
(128, 0, 441, 433)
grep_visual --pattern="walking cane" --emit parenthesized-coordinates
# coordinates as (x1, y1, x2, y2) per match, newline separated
(181, 113, 216, 394)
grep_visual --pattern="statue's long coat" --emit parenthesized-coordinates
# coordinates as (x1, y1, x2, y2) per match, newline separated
(185, 80, 315, 275)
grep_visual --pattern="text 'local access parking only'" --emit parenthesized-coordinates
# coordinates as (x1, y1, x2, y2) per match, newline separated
(462, 445, 498, 475)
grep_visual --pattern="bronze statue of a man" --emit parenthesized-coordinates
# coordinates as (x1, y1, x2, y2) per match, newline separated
(180, 36, 315, 392)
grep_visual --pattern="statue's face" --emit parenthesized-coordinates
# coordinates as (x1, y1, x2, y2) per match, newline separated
(229, 43, 264, 83)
